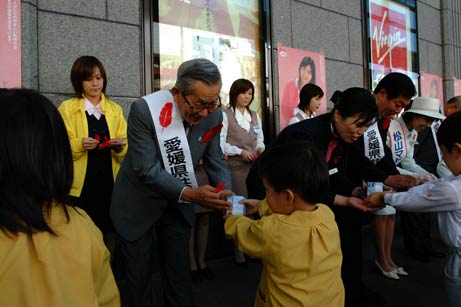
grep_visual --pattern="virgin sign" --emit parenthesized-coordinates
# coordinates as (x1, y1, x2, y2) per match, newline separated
(370, 2, 407, 71)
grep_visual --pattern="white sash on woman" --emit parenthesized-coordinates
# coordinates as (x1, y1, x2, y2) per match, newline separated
(387, 118, 408, 165)
(145, 91, 198, 188)
(431, 120, 443, 161)
(364, 122, 385, 164)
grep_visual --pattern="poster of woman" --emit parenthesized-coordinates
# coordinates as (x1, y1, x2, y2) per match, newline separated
(454, 77, 461, 97)
(421, 72, 444, 106)
(277, 45, 327, 131)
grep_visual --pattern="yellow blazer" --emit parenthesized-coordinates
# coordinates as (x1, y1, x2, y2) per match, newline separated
(58, 93, 127, 197)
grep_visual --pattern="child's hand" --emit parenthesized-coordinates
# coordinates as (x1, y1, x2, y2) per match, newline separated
(218, 190, 234, 200)
(241, 199, 261, 216)
(351, 186, 367, 199)
(364, 192, 386, 209)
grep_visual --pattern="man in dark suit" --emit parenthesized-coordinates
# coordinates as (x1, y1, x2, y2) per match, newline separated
(111, 58, 232, 307)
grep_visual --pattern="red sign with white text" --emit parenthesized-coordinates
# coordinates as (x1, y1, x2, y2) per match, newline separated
(0, 0, 21, 88)
(370, 1, 408, 73)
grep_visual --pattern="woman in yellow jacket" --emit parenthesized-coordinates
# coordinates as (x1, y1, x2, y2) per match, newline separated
(59, 56, 127, 253)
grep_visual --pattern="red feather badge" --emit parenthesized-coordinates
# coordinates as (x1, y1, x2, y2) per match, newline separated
(159, 102, 173, 130)
(199, 124, 223, 143)
(215, 181, 225, 192)
(381, 116, 392, 130)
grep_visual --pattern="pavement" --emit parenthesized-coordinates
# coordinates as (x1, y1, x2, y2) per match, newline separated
(117, 216, 449, 307)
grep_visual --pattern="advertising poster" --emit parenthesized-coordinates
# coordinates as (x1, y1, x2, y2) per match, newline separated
(368, 0, 417, 91)
(454, 77, 461, 97)
(420, 72, 443, 106)
(0, 0, 21, 88)
(156, 0, 261, 112)
(277, 45, 327, 131)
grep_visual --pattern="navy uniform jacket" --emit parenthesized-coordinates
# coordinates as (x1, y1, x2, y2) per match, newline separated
(247, 113, 369, 206)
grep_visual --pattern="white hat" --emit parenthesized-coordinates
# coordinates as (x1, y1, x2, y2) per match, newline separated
(403, 97, 445, 120)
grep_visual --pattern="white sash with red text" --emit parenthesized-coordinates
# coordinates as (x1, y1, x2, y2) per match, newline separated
(144, 91, 198, 188)
(364, 122, 385, 164)
(387, 118, 408, 165)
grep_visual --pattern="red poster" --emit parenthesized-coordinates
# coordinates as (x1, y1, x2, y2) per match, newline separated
(454, 77, 461, 97)
(0, 0, 21, 88)
(421, 72, 444, 106)
(369, 0, 411, 74)
(277, 45, 327, 131)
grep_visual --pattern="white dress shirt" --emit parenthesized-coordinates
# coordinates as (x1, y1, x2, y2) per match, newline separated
(83, 98, 104, 120)
(288, 109, 316, 125)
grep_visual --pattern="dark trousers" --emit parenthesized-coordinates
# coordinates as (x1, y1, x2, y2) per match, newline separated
(334, 207, 364, 307)
(400, 211, 432, 253)
(118, 207, 192, 307)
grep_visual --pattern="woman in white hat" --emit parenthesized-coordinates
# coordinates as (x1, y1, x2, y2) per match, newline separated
(388, 96, 446, 177)
(373, 97, 446, 280)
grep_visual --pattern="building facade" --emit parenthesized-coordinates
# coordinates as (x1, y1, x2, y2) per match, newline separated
(17, 0, 461, 140)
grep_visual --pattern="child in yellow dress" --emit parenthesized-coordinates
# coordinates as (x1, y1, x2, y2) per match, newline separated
(0, 89, 119, 307)
(225, 142, 344, 307)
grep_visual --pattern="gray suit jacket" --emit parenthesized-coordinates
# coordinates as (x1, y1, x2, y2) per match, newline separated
(111, 92, 232, 241)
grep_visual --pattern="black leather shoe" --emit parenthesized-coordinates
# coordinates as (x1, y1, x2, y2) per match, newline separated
(199, 267, 215, 280)
(233, 259, 248, 268)
(191, 270, 203, 282)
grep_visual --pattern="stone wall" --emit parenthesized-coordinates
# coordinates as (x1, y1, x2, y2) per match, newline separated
(21, 0, 142, 116)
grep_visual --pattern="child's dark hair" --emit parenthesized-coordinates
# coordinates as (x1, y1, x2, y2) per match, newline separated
(70, 55, 107, 98)
(258, 142, 329, 204)
(437, 112, 461, 151)
(373, 72, 416, 99)
(330, 87, 378, 127)
(298, 83, 324, 111)
(0, 88, 74, 235)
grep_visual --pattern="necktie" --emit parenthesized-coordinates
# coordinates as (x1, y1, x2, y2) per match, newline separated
(183, 121, 191, 140)
(325, 138, 338, 163)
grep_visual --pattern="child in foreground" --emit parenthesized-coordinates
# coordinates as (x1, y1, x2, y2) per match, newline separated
(224, 142, 344, 307)
(0, 89, 120, 307)
(365, 112, 461, 307)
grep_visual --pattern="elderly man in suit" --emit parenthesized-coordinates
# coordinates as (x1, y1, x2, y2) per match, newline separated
(111, 58, 232, 307)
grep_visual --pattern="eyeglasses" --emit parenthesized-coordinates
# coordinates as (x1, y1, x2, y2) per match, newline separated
(180, 91, 221, 112)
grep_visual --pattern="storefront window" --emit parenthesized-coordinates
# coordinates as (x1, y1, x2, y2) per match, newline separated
(149, 0, 264, 114)
(365, 0, 418, 92)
